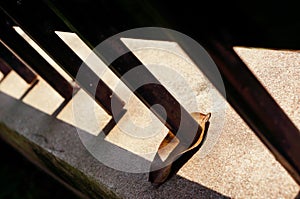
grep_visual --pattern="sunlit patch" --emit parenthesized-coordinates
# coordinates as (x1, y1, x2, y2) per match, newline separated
(57, 89, 111, 136)
(22, 79, 64, 115)
(0, 71, 29, 99)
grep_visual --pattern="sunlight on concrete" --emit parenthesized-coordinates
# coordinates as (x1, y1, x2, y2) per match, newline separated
(22, 79, 64, 115)
(0, 71, 29, 99)
(234, 47, 300, 130)
(0, 29, 299, 198)
(119, 38, 224, 159)
(57, 89, 111, 136)
(53, 33, 224, 161)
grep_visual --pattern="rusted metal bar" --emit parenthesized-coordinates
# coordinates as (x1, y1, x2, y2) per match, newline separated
(0, 7, 125, 116)
(108, 50, 201, 142)
(0, 58, 11, 76)
(202, 40, 300, 184)
(0, 43, 37, 84)
(165, 21, 300, 184)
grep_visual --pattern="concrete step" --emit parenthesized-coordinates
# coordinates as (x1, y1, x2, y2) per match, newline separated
(0, 46, 299, 198)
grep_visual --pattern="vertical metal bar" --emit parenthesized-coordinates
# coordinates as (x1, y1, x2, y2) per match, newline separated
(201, 40, 300, 184)
(0, 44, 37, 84)
(0, 58, 11, 76)
(0, 4, 124, 116)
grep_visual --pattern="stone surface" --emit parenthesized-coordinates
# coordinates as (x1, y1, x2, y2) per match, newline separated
(0, 71, 30, 99)
(22, 79, 64, 115)
(0, 42, 299, 198)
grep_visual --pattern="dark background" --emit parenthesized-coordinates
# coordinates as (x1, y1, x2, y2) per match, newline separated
(0, 139, 80, 199)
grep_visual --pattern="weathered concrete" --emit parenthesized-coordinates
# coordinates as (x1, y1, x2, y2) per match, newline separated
(0, 44, 299, 198)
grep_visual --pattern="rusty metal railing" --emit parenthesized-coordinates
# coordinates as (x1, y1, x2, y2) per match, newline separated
(0, 0, 299, 186)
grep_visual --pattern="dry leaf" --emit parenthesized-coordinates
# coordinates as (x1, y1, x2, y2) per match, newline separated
(149, 112, 211, 186)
